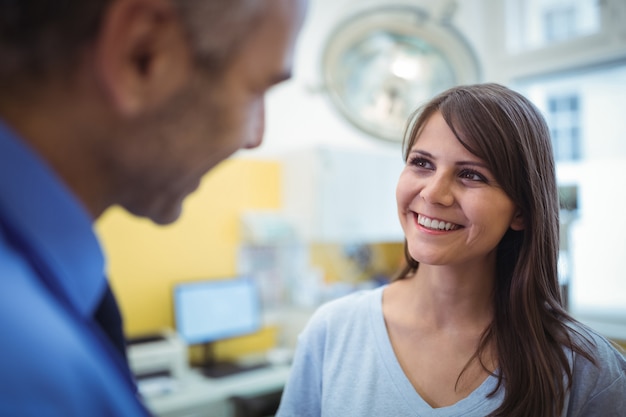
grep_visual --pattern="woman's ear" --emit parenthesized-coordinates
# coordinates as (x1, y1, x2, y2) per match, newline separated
(510, 209, 525, 231)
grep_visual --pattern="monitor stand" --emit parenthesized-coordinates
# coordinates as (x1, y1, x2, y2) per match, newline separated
(196, 342, 268, 378)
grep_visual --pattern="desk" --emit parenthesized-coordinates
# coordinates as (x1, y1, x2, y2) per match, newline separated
(141, 364, 291, 417)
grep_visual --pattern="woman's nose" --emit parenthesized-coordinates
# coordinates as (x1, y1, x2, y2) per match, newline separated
(420, 173, 454, 206)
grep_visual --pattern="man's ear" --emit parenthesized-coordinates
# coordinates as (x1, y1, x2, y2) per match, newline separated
(510, 208, 525, 231)
(93, 0, 192, 116)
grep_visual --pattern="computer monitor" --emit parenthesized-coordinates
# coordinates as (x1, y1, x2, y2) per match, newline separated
(173, 277, 262, 346)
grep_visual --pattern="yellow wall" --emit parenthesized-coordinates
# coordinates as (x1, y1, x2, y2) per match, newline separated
(95, 158, 281, 356)
(309, 242, 404, 284)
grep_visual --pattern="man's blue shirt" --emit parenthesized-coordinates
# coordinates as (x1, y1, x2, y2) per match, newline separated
(0, 120, 150, 416)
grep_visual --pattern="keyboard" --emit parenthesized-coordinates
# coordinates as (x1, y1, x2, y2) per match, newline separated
(200, 362, 269, 378)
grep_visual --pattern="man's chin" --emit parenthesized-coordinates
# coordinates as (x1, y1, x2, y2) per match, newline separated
(125, 199, 184, 226)
(122, 177, 202, 225)
(150, 209, 183, 226)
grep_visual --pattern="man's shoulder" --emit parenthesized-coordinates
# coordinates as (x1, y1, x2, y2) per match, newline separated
(0, 230, 36, 286)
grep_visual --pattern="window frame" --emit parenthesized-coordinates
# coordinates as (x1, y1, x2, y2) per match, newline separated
(483, 0, 626, 83)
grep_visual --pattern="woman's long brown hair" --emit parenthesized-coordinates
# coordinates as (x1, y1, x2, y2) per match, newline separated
(396, 83, 596, 416)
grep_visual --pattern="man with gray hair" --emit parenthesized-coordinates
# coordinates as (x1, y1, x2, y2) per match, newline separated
(0, 0, 307, 415)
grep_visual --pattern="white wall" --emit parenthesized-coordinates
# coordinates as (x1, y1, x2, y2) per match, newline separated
(240, 0, 486, 160)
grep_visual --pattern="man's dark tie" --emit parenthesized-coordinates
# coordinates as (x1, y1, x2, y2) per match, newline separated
(93, 283, 139, 393)
(94, 283, 128, 362)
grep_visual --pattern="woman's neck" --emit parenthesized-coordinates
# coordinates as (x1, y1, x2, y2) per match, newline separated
(394, 262, 496, 333)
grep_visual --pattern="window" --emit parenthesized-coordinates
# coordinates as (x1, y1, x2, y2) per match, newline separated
(506, 0, 601, 52)
(515, 63, 626, 339)
(543, 6, 577, 43)
(547, 93, 580, 161)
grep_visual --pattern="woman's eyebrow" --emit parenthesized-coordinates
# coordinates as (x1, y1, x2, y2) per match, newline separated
(409, 149, 489, 169)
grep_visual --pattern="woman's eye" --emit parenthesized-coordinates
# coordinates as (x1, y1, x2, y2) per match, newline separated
(460, 169, 487, 182)
(408, 156, 432, 169)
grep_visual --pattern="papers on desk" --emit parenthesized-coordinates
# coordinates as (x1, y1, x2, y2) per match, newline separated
(137, 373, 180, 397)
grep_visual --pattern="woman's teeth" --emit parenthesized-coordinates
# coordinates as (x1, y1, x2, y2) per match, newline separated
(417, 214, 460, 231)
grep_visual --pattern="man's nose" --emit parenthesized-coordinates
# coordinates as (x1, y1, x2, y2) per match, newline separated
(243, 101, 265, 150)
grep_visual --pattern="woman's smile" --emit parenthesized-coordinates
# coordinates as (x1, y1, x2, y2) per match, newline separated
(415, 213, 462, 232)
(396, 111, 524, 267)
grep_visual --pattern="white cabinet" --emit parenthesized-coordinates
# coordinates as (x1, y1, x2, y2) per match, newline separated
(143, 366, 290, 417)
(281, 146, 405, 243)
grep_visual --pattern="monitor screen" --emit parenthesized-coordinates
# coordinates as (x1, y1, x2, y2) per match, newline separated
(173, 277, 261, 345)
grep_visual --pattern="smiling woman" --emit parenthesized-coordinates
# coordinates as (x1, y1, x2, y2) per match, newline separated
(396, 111, 523, 268)
(276, 83, 626, 417)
